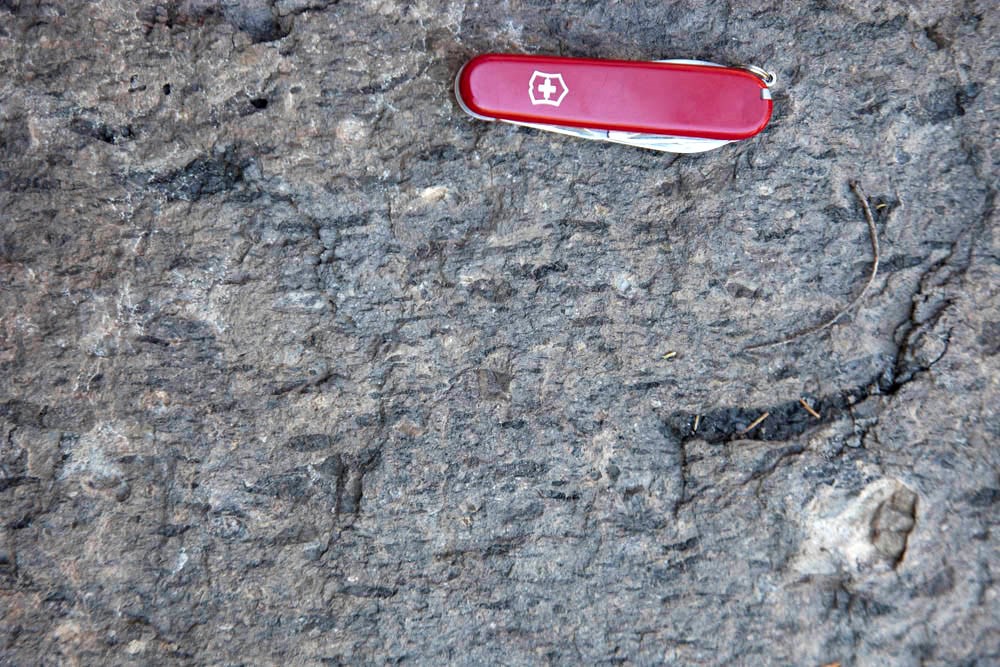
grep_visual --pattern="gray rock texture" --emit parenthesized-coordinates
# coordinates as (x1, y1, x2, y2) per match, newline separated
(1, 1, 997, 665)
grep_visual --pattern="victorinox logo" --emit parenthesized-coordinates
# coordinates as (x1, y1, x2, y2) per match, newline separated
(528, 71, 568, 106)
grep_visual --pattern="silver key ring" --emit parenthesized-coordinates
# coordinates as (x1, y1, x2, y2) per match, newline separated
(737, 64, 777, 86)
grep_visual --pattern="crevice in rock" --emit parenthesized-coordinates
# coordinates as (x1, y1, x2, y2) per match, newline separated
(148, 144, 256, 202)
(69, 117, 134, 145)
(138, 1, 295, 43)
(664, 384, 869, 444)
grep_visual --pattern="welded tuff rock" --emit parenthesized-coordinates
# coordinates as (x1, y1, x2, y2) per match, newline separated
(1, 1, 997, 665)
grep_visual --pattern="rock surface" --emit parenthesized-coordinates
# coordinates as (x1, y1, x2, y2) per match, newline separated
(1, 1, 997, 664)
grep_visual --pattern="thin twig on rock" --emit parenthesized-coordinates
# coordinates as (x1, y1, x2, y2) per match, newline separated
(799, 397, 821, 419)
(745, 181, 881, 350)
(740, 411, 770, 435)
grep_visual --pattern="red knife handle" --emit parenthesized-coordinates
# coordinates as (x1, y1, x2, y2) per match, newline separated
(456, 54, 773, 141)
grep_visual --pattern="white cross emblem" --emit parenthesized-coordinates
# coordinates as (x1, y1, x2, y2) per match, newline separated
(528, 71, 568, 107)
(537, 77, 557, 99)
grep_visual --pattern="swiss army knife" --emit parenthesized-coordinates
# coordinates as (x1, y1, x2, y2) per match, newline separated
(455, 53, 775, 153)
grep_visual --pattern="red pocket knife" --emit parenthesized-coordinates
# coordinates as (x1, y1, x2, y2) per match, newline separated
(455, 54, 775, 153)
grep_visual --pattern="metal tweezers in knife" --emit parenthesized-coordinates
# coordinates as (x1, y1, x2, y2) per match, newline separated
(455, 53, 775, 153)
